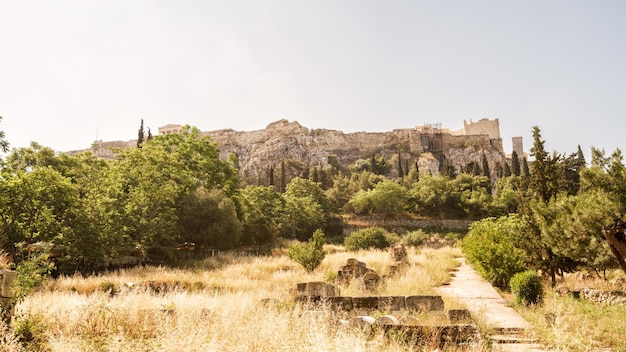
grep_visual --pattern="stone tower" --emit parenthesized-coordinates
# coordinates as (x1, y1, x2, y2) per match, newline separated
(512, 136, 524, 157)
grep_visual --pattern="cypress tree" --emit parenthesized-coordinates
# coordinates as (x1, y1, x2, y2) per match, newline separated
(521, 157, 530, 178)
(280, 160, 286, 193)
(137, 119, 145, 148)
(481, 152, 490, 178)
(503, 161, 512, 177)
(397, 150, 403, 179)
(511, 150, 521, 176)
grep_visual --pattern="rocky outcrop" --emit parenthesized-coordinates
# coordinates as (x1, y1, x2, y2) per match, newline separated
(204, 119, 509, 181)
(72, 119, 512, 181)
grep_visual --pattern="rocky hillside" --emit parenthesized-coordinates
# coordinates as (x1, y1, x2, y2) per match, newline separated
(202, 119, 509, 182)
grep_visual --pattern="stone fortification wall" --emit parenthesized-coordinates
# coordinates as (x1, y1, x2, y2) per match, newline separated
(463, 118, 500, 139)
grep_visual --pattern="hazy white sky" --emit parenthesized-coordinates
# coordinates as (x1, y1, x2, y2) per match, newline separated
(1, 1, 625, 157)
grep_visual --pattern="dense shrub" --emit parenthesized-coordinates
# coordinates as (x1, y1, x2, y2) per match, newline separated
(401, 229, 430, 247)
(287, 229, 326, 272)
(510, 270, 543, 306)
(461, 215, 527, 289)
(344, 227, 390, 251)
(13, 313, 49, 351)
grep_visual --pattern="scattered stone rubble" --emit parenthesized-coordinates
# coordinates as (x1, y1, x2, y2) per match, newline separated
(556, 286, 626, 306)
(337, 258, 380, 291)
(581, 288, 626, 306)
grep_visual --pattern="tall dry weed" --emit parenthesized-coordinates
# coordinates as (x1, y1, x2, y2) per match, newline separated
(14, 246, 466, 351)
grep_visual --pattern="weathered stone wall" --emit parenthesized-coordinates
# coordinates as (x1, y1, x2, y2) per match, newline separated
(342, 216, 472, 235)
(463, 118, 501, 139)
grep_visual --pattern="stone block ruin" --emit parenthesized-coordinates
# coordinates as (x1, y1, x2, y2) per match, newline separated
(336, 258, 380, 291)
(294, 281, 476, 347)
(0, 269, 17, 323)
(292, 256, 477, 348)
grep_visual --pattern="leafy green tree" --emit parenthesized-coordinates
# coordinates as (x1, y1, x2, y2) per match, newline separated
(0, 116, 9, 153)
(61, 154, 126, 272)
(115, 126, 239, 262)
(325, 173, 353, 213)
(492, 175, 524, 214)
(453, 174, 494, 219)
(284, 177, 331, 215)
(240, 185, 283, 246)
(348, 180, 408, 215)
(287, 229, 326, 272)
(280, 194, 325, 241)
(0, 167, 78, 258)
(408, 174, 453, 217)
(179, 187, 242, 253)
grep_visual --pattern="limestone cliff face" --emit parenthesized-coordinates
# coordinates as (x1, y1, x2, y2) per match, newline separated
(72, 119, 510, 181)
(202, 119, 509, 181)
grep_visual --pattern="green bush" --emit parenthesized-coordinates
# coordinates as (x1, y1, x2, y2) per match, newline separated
(344, 227, 390, 251)
(13, 313, 50, 351)
(100, 280, 117, 296)
(401, 229, 430, 247)
(461, 215, 527, 289)
(510, 270, 543, 306)
(287, 230, 326, 273)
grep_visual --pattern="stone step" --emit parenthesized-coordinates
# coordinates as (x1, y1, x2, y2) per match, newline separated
(490, 334, 539, 344)
(491, 327, 527, 335)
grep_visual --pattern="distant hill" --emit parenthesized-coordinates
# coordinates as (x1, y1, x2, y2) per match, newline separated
(72, 118, 518, 183)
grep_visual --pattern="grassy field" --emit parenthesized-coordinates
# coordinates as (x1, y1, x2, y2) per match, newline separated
(2, 246, 471, 352)
(507, 273, 626, 351)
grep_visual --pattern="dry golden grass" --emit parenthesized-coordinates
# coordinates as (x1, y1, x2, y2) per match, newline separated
(7, 246, 469, 352)
(506, 272, 626, 351)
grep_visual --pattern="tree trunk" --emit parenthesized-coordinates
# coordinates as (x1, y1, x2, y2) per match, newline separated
(604, 224, 626, 273)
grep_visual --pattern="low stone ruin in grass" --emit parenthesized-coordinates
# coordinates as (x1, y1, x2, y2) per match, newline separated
(336, 258, 380, 291)
(294, 280, 477, 348)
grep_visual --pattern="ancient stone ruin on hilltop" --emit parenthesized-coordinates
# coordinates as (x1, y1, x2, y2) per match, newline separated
(76, 118, 523, 183)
